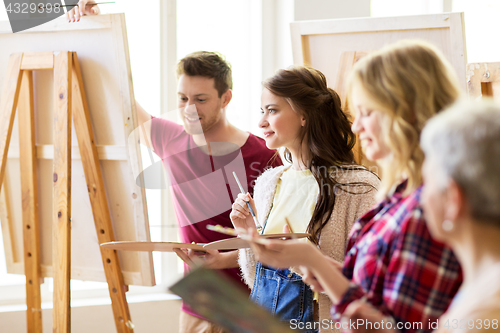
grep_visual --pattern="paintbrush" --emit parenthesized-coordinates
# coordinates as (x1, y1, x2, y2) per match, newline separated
(39, 2, 115, 9)
(284, 217, 296, 239)
(232, 172, 261, 231)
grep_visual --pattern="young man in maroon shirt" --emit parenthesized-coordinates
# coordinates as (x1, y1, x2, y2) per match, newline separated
(138, 52, 281, 332)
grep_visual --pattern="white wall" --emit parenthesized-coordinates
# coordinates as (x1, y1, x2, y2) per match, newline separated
(453, 0, 500, 62)
(0, 296, 181, 333)
(294, 0, 370, 20)
(371, 0, 445, 17)
(262, 0, 371, 78)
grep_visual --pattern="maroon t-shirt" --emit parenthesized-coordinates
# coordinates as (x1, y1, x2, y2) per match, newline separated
(150, 117, 281, 318)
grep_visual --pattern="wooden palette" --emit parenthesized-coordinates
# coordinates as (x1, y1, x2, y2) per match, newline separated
(101, 241, 207, 253)
(204, 233, 310, 250)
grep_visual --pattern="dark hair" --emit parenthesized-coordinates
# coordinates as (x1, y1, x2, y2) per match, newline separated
(264, 66, 364, 244)
(176, 51, 232, 97)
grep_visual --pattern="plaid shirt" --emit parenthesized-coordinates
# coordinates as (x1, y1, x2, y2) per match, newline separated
(331, 181, 462, 333)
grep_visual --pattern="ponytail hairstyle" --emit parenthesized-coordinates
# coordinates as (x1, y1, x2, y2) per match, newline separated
(264, 66, 363, 244)
(346, 40, 462, 199)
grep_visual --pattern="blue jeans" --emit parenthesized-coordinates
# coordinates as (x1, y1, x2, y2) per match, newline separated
(250, 262, 317, 333)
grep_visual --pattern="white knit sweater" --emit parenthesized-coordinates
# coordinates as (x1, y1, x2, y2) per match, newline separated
(238, 165, 380, 333)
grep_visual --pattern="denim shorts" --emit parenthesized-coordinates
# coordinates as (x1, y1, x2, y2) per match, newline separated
(250, 261, 317, 333)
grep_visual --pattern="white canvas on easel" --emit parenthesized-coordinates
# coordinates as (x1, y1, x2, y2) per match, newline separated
(291, 12, 467, 166)
(291, 13, 467, 89)
(0, 14, 154, 287)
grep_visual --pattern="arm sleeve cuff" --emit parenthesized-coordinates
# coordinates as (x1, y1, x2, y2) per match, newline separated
(331, 283, 366, 320)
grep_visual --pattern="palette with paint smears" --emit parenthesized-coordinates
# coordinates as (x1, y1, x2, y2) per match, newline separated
(204, 225, 310, 250)
(100, 241, 207, 252)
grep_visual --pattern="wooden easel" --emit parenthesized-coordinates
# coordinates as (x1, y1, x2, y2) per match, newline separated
(290, 13, 467, 172)
(332, 50, 379, 172)
(0, 52, 133, 333)
(333, 51, 369, 165)
(467, 62, 500, 99)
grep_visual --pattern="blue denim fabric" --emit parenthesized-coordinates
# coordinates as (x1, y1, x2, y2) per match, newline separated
(250, 261, 317, 333)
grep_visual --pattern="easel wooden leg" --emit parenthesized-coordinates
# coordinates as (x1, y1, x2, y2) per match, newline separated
(19, 70, 43, 333)
(481, 82, 494, 97)
(71, 52, 134, 332)
(0, 53, 23, 190)
(52, 51, 73, 333)
(334, 50, 379, 170)
(334, 51, 369, 165)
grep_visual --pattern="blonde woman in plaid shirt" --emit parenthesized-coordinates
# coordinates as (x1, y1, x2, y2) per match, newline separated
(340, 100, 500, 333)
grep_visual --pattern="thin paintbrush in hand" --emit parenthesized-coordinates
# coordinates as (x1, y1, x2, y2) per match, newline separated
(39, 2, 115, 9)
(284, 217, 296, 239)
(232, 171, 261, 231)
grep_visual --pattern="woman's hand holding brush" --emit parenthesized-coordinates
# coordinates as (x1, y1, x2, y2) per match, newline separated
(230, 192, 259, 234)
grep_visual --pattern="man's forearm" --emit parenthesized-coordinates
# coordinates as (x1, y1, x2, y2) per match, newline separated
(136, 101, 153, 147)
(136, 101, 151, 128)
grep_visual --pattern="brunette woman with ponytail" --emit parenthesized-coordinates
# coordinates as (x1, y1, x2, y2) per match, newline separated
(230, 66, 379, 333)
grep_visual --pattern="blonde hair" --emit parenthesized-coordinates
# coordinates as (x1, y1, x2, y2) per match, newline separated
(347, 40, 462, 199)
